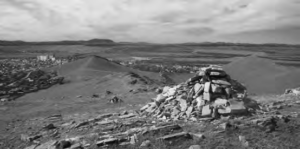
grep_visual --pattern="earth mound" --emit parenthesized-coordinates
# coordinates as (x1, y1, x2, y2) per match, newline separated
(56, 55, 129, 79)
(223, 55, 300, 94)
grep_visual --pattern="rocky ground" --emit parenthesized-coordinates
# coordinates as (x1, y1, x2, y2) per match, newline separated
(1, 94, 300, 149)
(2, 56, 300, 149)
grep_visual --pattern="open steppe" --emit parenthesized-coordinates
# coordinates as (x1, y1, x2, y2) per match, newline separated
(1, 42, 300, 149)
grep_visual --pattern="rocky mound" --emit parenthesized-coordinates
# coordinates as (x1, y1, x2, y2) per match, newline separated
(223, 55, 300, 94)
(140, 65, 247, 120)
(0, 69, 64, 101)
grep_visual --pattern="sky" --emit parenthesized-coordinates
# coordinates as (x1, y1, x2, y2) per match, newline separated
(0, 0, 299, 44)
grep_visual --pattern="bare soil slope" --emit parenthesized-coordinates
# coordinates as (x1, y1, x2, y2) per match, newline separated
(0, 56, 166, 122)
(55, 56, 129, 80)
(224, 55, 300, 94)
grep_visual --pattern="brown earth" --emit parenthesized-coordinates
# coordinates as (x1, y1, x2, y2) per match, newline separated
(224, 55, 300, 95)
(0, 56, 191, 134)
(1, 48, 300, 148)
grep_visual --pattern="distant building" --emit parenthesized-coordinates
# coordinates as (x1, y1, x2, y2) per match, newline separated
(37, 54, 55, 61)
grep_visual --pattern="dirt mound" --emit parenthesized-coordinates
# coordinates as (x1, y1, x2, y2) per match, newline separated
(55, 55, 129, 79)
(223, 55, 300, 94)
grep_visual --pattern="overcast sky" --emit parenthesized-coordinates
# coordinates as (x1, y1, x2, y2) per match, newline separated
(0, 0, 299, 44)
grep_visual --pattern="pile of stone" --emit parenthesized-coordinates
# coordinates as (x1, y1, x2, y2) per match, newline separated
(0, 69, 64, 101)
(109, 95, 123, 103)
(140, 65, 247, 120)
(0, 57, 69, 101)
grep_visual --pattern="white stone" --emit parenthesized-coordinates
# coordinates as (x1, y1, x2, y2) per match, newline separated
(130, 134, 138, 144)
(140, 140, 151, 147)
(201, 105, 211, 117)
(162, 86, 171, 93)
(212, 80, 231, 86)
(228, 100, 247, 114)
(196, 96, 204, 109)
(179, 99, 188, 112)
(189, 145, 201, 149)
(214, 98, 228, 107)
(194, 83, 202, 93)
(0, 98, 8, 102)
(155, 94, 167, 103)
(203, 92, 211, 102)
(186, 106, 193, 118)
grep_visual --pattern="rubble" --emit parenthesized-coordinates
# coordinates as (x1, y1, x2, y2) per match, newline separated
(7, 60, 300, 149)
(0, 58, 67, 101)
(140, 65, 247, 120)
(109, 96, 123, 103)
(20, 104, 297, 149)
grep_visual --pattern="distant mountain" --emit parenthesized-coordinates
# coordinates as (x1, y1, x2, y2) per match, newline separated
(0, 37, 299, 47)
(0, 39, 115, 46)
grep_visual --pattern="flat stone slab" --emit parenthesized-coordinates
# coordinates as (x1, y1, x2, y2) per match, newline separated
(158, 132, 190, 140)
(96, 138, 119, 146)
(201, 105, 211, 117)
(150, 124, 181, 132)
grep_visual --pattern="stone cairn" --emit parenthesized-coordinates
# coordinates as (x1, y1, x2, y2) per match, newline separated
(140, 65, 247, 120)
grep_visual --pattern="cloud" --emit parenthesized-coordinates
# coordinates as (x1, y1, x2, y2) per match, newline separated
(0, 0, 299, 43)
(182, 27, 214, 36)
